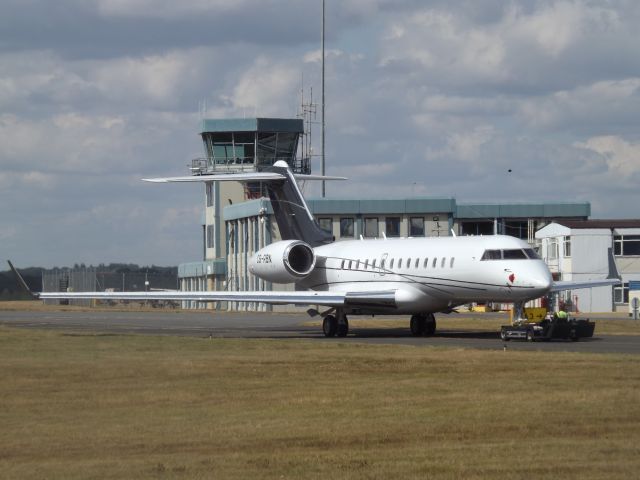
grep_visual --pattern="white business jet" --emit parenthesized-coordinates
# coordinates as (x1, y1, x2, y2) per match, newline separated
(10, 161, 620, 337)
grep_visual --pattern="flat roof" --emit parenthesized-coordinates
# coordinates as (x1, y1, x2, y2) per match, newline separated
(200, 118, 304, 134)
(223, 198, 593, 220)
(556, 219, 640, 229)
(456, 202, 590, 219)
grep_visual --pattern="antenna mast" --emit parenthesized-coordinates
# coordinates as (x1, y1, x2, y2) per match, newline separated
(321, 0, 326, 197)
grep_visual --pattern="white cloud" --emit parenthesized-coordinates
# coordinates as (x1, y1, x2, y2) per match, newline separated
(230, 56, 300, 116)
(576, 135, 640, 178)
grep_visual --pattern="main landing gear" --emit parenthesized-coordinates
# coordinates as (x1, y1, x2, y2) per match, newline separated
(322, 309, 349, 337)
(410, 313, 436, 336)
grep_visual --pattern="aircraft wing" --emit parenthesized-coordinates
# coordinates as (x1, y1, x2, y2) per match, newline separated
(37, 290, 348, 306)
(37, 289, 398, 308)
(7, 263, 397, 308)
(549, 278, 621, 292)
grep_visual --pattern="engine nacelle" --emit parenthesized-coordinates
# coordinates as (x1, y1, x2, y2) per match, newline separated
(249, 240, 316, 284)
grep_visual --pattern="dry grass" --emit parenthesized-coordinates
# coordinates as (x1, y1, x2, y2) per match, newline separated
(1, 326, 639, 479)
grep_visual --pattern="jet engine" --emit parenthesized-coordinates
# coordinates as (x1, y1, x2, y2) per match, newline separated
(249, 240, 316, 284)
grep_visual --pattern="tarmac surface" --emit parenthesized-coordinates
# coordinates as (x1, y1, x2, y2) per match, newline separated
(1, 308, 639, 354)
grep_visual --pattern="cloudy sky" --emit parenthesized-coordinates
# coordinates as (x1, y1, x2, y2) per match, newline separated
(2, 0, 640, 268)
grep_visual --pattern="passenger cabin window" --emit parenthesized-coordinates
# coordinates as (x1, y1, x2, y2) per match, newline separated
(450, 258, 455, 268)
(398, 259, 403, 269)
(341, 260, 345, 269)
(407, 258, 411, 268)
(441, 257, 446, 268)
(372, 259, 376, 269)
(364, 259, 368, 269)
(356, 260, 360, 269)
(381, 259, 386, 269)
(432, 258, 437, 268)
(348, 260, 353, 269)
(415, 258, 419, 268)
(423, 258, 429, 268)
(390, 259, 395, 269)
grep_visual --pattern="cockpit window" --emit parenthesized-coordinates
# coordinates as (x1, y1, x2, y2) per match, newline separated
(481, 248, 532, 260)
(502, 249, 528, 259)
(481, 250, 502, 260)
(523, 248, 539, 259)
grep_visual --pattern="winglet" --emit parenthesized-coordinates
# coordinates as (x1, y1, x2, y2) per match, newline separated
(607, 248, 621, 280)
(7, 261, 39, 299)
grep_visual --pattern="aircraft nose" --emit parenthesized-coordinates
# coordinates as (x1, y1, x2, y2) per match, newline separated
(531, 267, 553, 291)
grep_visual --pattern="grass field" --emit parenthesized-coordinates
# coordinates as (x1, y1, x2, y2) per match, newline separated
(1, 326, 639, 479)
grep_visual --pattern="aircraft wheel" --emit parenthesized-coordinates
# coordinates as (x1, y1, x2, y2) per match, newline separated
(336, 318, 349, 337)
(410, 315, 424, 336)
(322, 315, 338, 337)
(500, 329, 509, 341)
(425, 314, 436, 336)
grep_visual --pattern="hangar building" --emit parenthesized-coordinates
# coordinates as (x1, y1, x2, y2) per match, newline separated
(536, 220, 640, 313)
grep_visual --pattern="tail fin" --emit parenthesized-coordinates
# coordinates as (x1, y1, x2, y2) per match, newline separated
(262, 161, 333, 246)
(143, 161, 344, 246)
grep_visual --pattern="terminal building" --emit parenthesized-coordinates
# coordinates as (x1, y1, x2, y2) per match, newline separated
(177, 116, 630, 312)
(536, 220, 640, 313)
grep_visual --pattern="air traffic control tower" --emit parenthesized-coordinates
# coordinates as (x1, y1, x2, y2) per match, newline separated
(179, 118, 307, 305)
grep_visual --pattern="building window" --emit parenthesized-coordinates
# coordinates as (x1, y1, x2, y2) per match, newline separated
(563, 237, 571, 258)
(461, 221, 493, 236)
(340, 218, 355, 238)
(206, 225, 214, 249)
(548, 240, 559, 260)
(206, 182, 214, 207)
(614, 235, 640, 256)
(410, 217, 425, 236)
(318, 217, 332, 235)
(364, 218, 379, 238)
(614, 283, 629, 304)
(386, 217, 401, 237)
(504, 220, 528, 239)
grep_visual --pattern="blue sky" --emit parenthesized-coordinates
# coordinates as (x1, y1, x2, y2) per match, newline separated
(2, 0, 640, 267)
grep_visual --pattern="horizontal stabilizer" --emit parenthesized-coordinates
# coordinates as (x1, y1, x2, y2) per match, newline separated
(143, 172, 346, 184)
